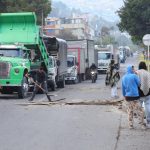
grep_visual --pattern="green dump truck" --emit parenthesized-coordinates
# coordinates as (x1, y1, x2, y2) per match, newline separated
(0, 12, 50, 98)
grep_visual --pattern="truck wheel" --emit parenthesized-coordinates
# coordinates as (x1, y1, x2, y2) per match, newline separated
(60, 79, 65, 88)
(78, 74, 82, 83)
(18, 77, 29, 99)
(1, 87, 13, 94)
(73, 75, 79, 84)
(51, 83, 56, 91)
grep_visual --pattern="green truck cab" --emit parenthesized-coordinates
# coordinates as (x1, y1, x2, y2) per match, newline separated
(0, 45, 30, 98)
(0, 12, 49, 98)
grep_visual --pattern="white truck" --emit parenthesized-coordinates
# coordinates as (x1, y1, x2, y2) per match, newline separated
(47, 56, 57, 90)
(65, 54, 78, 84)
(96, 45, 119, 73)
(66, 39, 96, 82)
(119, 46, 131, 63)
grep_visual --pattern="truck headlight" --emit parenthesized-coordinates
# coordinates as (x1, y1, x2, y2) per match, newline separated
(14, 68, 19, 73)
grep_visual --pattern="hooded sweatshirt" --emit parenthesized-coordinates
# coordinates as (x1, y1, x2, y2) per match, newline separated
(122, 66, 140, 98)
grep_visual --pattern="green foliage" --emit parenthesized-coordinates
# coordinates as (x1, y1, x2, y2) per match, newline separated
(101, 26, 110, 36)
(117, 0, 150, 43)
(102, 35, 116, 46)
(0, 0, 51, 25)
(0, 0, 7, 12)
(95, 35, 117, 46)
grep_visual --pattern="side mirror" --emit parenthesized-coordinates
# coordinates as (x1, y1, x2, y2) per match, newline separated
(56, 60, 61, 66)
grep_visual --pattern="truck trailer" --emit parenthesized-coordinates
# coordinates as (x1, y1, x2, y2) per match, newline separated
(66, 39, 96, 82)
(43, 36, 67, 89)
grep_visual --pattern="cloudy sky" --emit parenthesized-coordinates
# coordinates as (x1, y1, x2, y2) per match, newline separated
(52, 0, 124, 21)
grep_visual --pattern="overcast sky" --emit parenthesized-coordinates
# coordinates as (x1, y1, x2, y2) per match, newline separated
(52, 0, 124, 21)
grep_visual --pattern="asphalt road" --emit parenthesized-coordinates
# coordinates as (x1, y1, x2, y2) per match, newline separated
(0, 54, 150, 150)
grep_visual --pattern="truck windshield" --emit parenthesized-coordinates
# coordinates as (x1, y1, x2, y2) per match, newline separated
(98, 53, 111, 60)
(67, 57, 74, 67)
(0, 49, 20, 57)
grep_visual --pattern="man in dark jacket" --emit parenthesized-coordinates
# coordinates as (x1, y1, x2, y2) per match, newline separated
(29, 67, 51, 101)
(90, 63, 97, 70)
(90, 63, 97, 79)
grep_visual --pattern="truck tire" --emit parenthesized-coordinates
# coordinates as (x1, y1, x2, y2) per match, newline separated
(51, 82, 56, 91)
(59, 79, 65, 88)
(82, 74, 86, 81)
(47, 80, 56, 91)
(1, 87, 13, 94)
(78, 74, 82, 83)
(72, 75, 79, 84)
(18, 76, 29, 99)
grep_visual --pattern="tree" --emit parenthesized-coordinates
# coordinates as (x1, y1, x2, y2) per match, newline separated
(101, 26, 110, 36)
(102, 35, 116, 46)
(0, 0, 51, 25)
(117, 0, 150, 43)
(0, 0, 7, 13)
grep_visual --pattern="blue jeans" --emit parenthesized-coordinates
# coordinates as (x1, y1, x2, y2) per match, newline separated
(140, 95, 150, 124)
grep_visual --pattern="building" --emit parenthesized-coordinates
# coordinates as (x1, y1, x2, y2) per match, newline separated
(44, 16, 94, 39)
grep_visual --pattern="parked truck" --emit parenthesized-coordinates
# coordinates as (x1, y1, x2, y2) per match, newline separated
(43, 36, 67, 89)
(66, 39, 96, 82)
(65, 54, 78, 84)
(0, 12, 53, 98)
(95, 45, 119, 73)
(119, 46, 131, 63)
(0, 44, 30, 97)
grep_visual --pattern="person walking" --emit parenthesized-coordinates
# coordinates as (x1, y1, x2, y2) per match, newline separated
(136, 61, 150, 127)
(28, 67, 51, 102)
(122, 65, 146, 129)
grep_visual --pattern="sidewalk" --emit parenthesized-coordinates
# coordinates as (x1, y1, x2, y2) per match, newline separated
(116, 111, 150, 150)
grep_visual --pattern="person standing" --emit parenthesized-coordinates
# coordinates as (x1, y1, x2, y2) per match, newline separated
(105, 59, 115, 85)
(110, 64, 120, 98)
(136, 61, 150, 127)
(122, 65, 146, 129)
(28, 67, 51, 102)
(106, 59, 120, 98)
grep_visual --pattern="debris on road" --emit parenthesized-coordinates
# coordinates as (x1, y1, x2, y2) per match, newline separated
(16, 99, 124, 106)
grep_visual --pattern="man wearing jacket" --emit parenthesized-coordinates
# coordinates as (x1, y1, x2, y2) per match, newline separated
(122, 65, 146, 129)
(28, 67, 51, 102)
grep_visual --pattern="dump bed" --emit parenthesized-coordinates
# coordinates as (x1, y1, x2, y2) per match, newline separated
(0, 12, 39, 44)
(0, 12, 49, 70)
